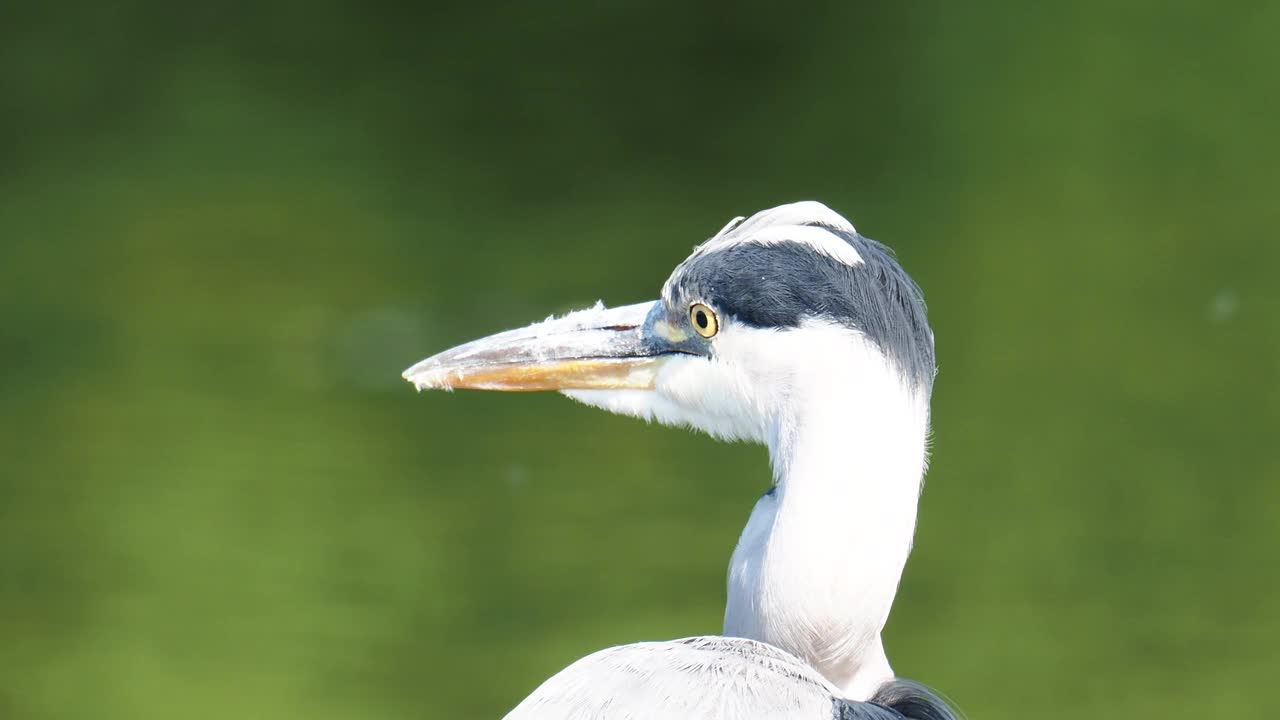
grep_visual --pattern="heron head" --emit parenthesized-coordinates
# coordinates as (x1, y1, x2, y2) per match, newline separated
(402, 201, 935, 447)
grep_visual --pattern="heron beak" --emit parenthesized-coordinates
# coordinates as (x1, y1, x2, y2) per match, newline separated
(402, 301, 674, 392)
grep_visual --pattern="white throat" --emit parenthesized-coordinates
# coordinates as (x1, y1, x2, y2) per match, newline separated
(722, 332, 930, 700)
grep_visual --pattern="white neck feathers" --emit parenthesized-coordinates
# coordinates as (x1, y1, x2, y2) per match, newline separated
(723, 330, 930, 700)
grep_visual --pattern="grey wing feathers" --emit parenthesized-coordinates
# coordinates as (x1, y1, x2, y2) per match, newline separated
(504, 636, 905, 720)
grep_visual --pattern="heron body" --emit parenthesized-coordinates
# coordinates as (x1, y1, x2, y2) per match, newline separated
(504, 637, 943, 720)
(404, 202, 954, 719)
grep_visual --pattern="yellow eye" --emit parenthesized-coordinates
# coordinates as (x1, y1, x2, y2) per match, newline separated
(689, 303, 719, 338)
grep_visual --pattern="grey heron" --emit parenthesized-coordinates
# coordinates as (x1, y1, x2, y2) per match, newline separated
(403, 202, 957, 719)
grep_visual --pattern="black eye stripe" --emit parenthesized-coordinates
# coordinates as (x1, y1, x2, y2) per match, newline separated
(671, 235, 934, 393)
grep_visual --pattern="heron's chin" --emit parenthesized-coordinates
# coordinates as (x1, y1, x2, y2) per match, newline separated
(561, 384, 764, 444)
(560, 388, 666, 418)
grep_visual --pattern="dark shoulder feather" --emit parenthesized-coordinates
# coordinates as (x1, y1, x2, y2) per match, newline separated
(865, 678, 962, 720)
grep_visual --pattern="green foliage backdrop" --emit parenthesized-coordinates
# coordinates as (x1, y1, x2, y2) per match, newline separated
(2, 2, 1277, 718)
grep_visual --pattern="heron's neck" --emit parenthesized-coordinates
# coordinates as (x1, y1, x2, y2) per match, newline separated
(724, 346, 930, 700)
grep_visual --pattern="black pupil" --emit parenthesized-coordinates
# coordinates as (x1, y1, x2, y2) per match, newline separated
(695, 310, 708, 329)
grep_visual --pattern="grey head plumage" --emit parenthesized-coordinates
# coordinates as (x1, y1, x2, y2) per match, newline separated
(661, 201, 936, 396)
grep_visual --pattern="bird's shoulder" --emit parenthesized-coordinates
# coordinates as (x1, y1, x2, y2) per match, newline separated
(503, 636, 841, 719)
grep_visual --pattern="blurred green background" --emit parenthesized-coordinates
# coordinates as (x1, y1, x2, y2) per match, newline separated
(2, 2, 1277, 718)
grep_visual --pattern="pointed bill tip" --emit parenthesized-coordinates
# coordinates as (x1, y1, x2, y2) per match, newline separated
(401, 360, 459, 392)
